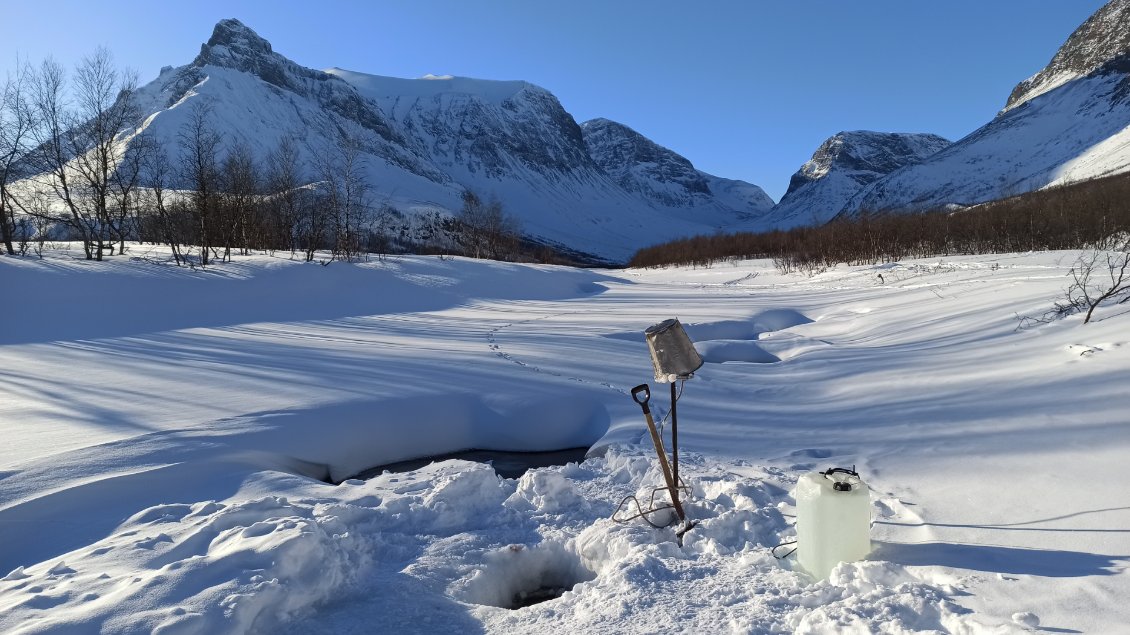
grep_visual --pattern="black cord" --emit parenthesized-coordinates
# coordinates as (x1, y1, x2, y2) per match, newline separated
(611, 478, 694, 528)
(822, 465, 861, 491)
(612, 487, 677, 528)
(771, 539, 797, 560)
(655, 380, 684, 438)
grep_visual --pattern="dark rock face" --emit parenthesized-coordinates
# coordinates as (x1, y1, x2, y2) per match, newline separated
(186, 20, 408, 151)
(783, 132, 951, 197)
(581, 118, 713, 205)
(1005, 0, 1130, 110)
(836, 1, 1130, 217)
(492, 87, 598, 177)
(193, 18, 322, 91)
(375, 82, 598, 181)
(763, 131, 950, 228)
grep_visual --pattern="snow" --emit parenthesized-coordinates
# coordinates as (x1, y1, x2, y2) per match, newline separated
(844, 70, 1130, 215)
(1, 245, 1128, 633)
(98, 26, 778, 265)
(765, 131, 951, 230)
(1002, 0, 1130, 113)
(326, 67, 532, 107)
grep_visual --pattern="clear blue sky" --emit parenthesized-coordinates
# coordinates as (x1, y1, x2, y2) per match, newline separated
(2, 0, 1107, 201)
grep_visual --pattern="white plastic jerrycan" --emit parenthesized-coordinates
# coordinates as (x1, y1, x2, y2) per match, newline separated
(795, 467, 872, 579)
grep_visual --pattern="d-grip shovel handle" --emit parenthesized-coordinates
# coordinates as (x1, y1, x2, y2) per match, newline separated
(631, 384, 651, 412)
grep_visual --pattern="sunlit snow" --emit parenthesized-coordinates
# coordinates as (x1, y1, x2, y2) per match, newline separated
(1, 246, 1127, 633)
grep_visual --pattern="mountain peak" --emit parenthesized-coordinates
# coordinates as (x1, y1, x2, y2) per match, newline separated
(191, 19, 329, 92)
(788, 130, 950, 193)
(199, 19, 274, 61)
(580, 117, 774, 216)
(581, 118, 708, 198)
(763, 130, 950, 230)
(1004, 0, 1130, 111)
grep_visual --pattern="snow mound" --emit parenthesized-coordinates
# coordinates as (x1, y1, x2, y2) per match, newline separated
(3, 248, 1128, 633)
(2, 496, 366, 634)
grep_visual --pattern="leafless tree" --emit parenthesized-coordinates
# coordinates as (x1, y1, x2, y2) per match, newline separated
(177, 100, 223, 266)
(26, 50, 141, 260)
(28, 57, 92, 256)
(138, 132, 187, 265)
(109, 128, 147, 255)
(20, 188, 54, 257)
(311, 130, 371, 262)
(458, 189, 520, 260)
(1058, 249, 1130, 324)
(263, 135, 306, 256)
(0, 60, 37, 256)
(71, 48, 141, 259)
(218, 140, 259, 260)
(278, 147, 326, 262)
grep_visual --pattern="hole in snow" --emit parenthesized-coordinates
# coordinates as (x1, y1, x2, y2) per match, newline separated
(458, 542, 595, 610)
(351, 447, 590, 480)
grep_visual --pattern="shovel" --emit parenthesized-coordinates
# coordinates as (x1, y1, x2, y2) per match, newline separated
(631, 384, 686, 523)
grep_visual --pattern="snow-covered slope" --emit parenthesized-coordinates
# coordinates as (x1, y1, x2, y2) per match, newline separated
(764, 131, 950, 229)
(1004, 0, 1130, 112)
(1, 245, 1128, 633)
(841, 0, 1130, 215)
(120, 19, 774, 262)
(696, 172, 776, 218)
(580, 118, 774, 225)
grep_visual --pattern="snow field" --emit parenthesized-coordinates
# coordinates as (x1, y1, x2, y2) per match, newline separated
(1, 245, 1128, 633)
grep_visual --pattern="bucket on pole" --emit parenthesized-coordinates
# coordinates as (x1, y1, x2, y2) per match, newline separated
(612, 317, 701, 544)
(644, 318, 703, 383)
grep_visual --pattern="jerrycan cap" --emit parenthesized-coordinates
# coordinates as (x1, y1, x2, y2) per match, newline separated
(822, 466, 861, 492)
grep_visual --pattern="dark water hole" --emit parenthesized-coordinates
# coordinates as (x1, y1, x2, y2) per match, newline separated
(511, 585, 568, 609)
(353, 447, 590, 480)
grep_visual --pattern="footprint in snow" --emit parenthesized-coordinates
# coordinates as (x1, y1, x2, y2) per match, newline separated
(1065, 344, 1103, 357)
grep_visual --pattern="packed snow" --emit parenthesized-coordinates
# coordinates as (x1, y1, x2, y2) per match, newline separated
(1, 246, 1128, 633)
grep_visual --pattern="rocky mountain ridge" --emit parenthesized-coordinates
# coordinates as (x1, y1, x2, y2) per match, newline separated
(1004, 0, 1130, 112)
(764, 131, 950, 229)
(580, 118, 773, 222)
(124, 19, 773, 263)
(756, 1, 1130, 227)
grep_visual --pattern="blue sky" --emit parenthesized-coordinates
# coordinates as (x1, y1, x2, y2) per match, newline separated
(2, 0, 1107, 201)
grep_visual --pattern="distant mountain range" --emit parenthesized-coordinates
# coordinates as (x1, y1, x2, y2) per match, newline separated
(782, 0, 1130, 224)
(124, 19, 772, 263)
(763, 131, 952, 230)
(23, 1, 1130, 261)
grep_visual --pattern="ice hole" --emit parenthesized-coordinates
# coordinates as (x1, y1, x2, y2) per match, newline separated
(459, 542, 595, 610)
(352, 447, 589, 480)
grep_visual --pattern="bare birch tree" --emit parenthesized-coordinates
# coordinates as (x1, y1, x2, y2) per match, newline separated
(28, 50, 141, 260)
(0, 61, 37, 255)
(177, 100, 222, 266)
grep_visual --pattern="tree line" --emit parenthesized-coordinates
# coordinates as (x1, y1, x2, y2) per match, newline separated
(629, 171, 1130, 272)
(0, 50, 533, 265)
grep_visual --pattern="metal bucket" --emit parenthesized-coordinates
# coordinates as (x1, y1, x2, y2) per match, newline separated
(644, 318, 703, 383)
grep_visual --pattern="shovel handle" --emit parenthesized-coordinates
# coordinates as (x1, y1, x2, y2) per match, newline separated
(631, 384, 651, 408)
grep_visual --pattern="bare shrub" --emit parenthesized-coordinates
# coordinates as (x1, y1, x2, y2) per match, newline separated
(1057, 250, 1130, 324)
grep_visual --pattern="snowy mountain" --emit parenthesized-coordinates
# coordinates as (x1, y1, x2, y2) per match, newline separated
(763, 131, 950, 229)
(1004, 0, 1130, 112)
(580, 118, 773, 224)
(840, 0, 1130, 215)
(123, 19, 773, 262)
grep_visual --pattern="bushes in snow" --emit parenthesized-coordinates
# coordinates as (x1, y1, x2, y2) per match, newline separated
(629, 171, 1130, 273)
